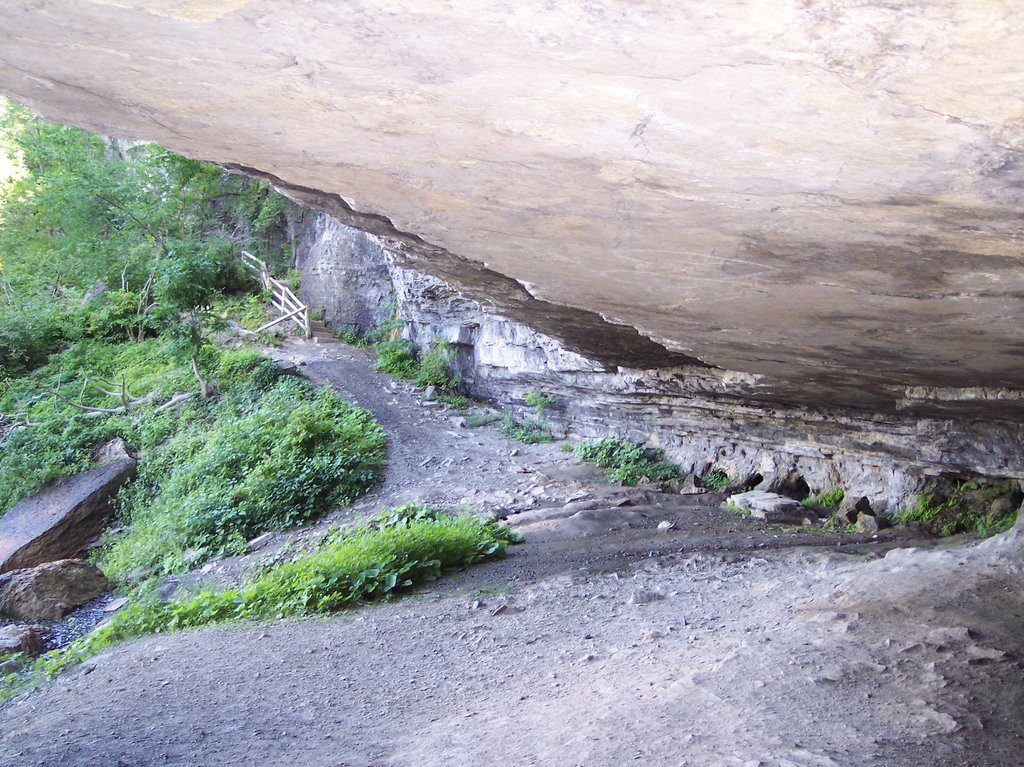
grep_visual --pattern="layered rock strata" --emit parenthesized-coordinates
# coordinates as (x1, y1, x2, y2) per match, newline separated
(296, 215, 1023, 511)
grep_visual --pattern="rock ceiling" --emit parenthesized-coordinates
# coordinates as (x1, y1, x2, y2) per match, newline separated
(1, 0, 1022, 419)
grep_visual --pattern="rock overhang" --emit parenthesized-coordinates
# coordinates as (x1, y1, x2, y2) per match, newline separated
(0, 0, 1022, 422)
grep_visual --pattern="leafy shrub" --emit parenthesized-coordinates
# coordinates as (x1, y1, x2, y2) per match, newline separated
(701, 468, 731, 490)
(524, 389, 553, 417)
(101, 377, 385, 580)
(0, 299, 78, 377)
(374, 339, 419, 379)
(501, 413, 553, 444)
(895, 480, 1021, 537)
(574, 437, 680, 485)
(414, 341, 458, 390)
(374, 338, 459, 392)
(0, 337, 194, 513)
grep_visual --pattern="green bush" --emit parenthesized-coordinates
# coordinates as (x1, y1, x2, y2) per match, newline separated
(501, 413, 553, 444)
(414, 341, 458, 391)
(374, 339, 419, 379)
(374, 338, 459, 392)
(101, 377, 385, 580)
(0, 337, 195, 513)
(574, 437, 680, 485)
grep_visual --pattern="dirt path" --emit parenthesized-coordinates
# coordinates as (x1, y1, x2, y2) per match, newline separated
(1, 340, 1021, 767)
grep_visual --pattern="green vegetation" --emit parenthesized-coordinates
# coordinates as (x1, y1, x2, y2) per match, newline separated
(2, 506, 521, 702)
(101, 371, 385, 582)
(0, 101, 290, 380)
(524, 389, 553, 418)
(501, 412, 554, 444)
(894, 479, 1021, 538)
(803, 487, 845, 509)
(701, 468, 731, 491)
(374, 338, 460, 391)
(574, 437, 680, 485)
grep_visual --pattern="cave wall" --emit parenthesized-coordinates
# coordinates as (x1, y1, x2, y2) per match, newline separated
(296, 213, 1024, 511)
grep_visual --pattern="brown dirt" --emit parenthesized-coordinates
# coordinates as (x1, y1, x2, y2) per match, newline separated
(1, 340, 1021, 767)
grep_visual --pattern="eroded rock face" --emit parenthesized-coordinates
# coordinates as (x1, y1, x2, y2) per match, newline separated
(295, 215, 1020, 509)
(1, 1, 1022, 423)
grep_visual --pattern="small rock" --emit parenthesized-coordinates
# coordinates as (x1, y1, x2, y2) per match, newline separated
(102, 597, 129, 613)
(856, 514, 880, 534)
(0, 623, 48, 656)
(246, 532, 274, 553)
(728, 491, 808, 524)
(988, 495, 1018, 520)
(629, 589, 665, 605)
(834, 495, 875, 525)
(656, 520, 677, 532)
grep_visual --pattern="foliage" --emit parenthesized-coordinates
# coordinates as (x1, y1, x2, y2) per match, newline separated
(465, 413, 501, 428)
(0, 336, 194, 512)
(374, 338, 460, 392)
(374, 339, 419, 379)
(501, 413, 554, 444)
(894, 479, 1021, 537)
(8, 510, 520, 695)
(100, 375, 385, 581)
(803, 487, 845, 509)
(414, 341, 458, 390)
(0, 101, 289, 378)
(524, 389, 553, 418)
(701, 468, 731, 491)
(573, 437, 680, 485)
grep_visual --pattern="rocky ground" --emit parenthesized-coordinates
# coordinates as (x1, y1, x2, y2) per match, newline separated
(0, 339, 1021, 767)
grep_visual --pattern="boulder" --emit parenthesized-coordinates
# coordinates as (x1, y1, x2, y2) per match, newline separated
(728, 491, 815, 525)
(0, 560, 109, 621)
(833, 496, 877, 526)
(856, 514, 881, 535)
(0, 439, 136, 573)
(0, 624, 48, 657)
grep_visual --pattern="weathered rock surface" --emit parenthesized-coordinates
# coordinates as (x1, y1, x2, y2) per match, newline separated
(0, 559, 108, 621)
(0, 441, 136, 573)
(293, 216, 1018, 509)
(0, 623, 47, 657)
(1, 1, 1022, 428)
(727, 491, 814, 525)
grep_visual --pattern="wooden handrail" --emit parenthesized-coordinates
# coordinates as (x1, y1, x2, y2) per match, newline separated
(240, 250, 311, 339)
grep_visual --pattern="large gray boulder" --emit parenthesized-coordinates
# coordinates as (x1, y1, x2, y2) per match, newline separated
(0, 559, 108, 621)
(728, 490, 816, 525)
(0, 439, 136, 573)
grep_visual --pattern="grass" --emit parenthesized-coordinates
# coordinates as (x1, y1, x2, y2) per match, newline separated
(803, 487, 845, 509)
(573, 437, 680, 486)
(2, 506, 520, 702)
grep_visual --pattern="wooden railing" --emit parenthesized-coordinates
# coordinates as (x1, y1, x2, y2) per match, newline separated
(240, 251, 312, 339)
